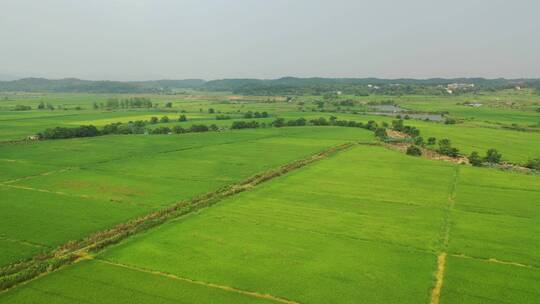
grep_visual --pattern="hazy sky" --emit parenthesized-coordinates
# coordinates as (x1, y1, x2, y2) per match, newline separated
(1, 0, 539, 80)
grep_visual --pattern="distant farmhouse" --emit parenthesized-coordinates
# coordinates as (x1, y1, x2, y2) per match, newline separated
(446, 83, 475, 94)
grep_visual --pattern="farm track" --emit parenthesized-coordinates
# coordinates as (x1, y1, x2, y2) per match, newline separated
(0, 184, 91, 199)
(96, 259, 301, 304)
(0, 141, 354, 294)
(0, 235, 50, 249)
(0, 168, 74, 185)
(450, 253, 539, 270)
(430, 165, 460, 304)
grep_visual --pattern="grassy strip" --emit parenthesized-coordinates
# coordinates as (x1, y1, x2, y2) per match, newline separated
(0, 142, 354, 292)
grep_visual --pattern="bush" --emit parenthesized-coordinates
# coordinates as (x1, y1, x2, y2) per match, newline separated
(469, 151, 483, 166)
(438, 138, 459, 157)
(484, 148, 502, 164)
(525, 158, 540, 170)
(14, 105, 31, 111)
(150, 116, 158, 124)
(160, 116, 169, 123)
(190, 124, 209, 132)
(216, 114, 231, 120)
(414, 136, 424, 146)
(310, 117, 330, 126)
(427, 137, 436, 145)
(172, 125, 186, 134)
(406, 145, 422, 156)
(231, 121, 260, 129)
(286, 118, 307, 126)
(444, 118, 457, 124)
(39, 125, 99, 139)
(178, 115, 187, 122)
(272, 118, 286, 127)
(374, 128, 387, 139)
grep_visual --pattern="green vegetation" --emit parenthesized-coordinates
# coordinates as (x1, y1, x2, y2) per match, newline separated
(2, 145, 537, 303)
(406, 145, 422, 156)
(0, 127, 373, 266)
(0, 87, 538, 303)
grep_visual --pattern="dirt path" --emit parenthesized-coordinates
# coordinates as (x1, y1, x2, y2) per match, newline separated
(430, 165, 460, 304)
(0, 235, 50, 249)
(98, 259, 301, 304)
(450, 253, 537, 269)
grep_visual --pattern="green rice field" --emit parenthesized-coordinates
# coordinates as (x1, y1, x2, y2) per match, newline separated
(0, 90, 539, 303)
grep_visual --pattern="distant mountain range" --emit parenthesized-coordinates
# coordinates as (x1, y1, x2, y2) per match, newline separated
(0, 77, 538, 94)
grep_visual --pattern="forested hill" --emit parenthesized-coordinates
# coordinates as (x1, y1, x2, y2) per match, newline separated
(0, 78, 205, 93)
(1, 77, 538, 95)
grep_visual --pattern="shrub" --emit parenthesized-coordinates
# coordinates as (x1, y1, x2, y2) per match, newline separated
(406, 145, 422, 156)
(151, 126, 171, 134)
(469, 151, 483, 166)
(525, 158, 540, 170)
(178, 115, 187, 122)
(427, 137, 436, 145)
(14, 105, 32, 111)
(150, 116, 158, 124)
(374, 128, 387, 139)
(286, 118, 307, 126)
(172, 125, 186, 134)
(438, 138, 459, 157)
(484, 148, 502, 164)
(272, 118, 286, 127)
(216, 114, 231, 120)
(160, 116, 169, 123)
(444, 118, 457, 124)
(231, 121, 260, 129)
(190, 124, 209, 132)
(39, 125, 99, 139)
(310, 117, 330, 126)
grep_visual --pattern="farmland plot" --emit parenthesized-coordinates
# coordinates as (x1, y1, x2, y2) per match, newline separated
(1, 145, 459, 303)
(0, 127, 373, 266)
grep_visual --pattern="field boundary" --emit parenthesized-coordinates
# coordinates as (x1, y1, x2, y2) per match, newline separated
(450, 253, 538, 270)
(0, 142, 354, 293)
(97, 259, 301, 304)
(430, 165, 460, 304)
(0, 235, 50, 249)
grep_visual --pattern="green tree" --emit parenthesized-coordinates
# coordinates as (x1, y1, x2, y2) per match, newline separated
(525, 158, 540, 170)
(150, 116, 158, 124)
(484, 149, 502, 164)
(178, 115, 187, 122)
(406, 145, 422, 156)
(427, 137, 436, 145)
(172, 125, 185, 134)
(160, 116, 170, 123)
(438, 138, 459, 157)
(165, 102, 172, 108)
(469, 151, 483, 166)
(374, 128, 387, 139)
(272, 118, 286, 127)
